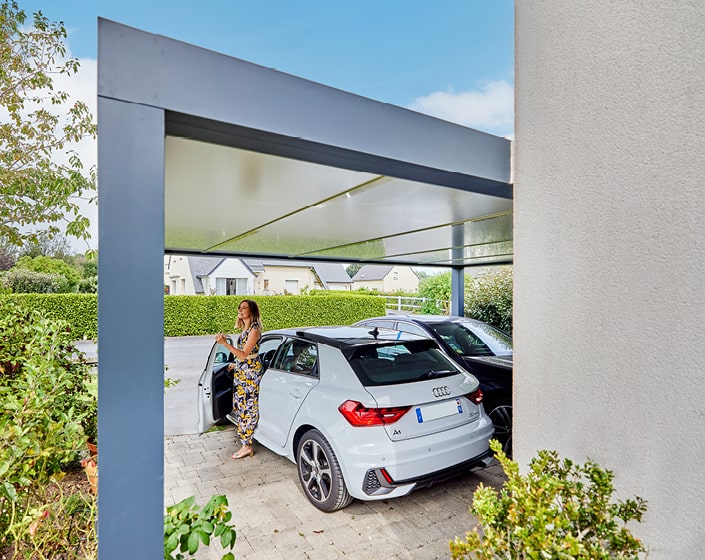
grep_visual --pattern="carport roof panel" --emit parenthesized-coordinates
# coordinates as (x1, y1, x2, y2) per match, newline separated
(164, 137, 513, 265)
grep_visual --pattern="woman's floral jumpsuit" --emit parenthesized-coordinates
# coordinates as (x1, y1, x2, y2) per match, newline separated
(232, 321, 263, 446)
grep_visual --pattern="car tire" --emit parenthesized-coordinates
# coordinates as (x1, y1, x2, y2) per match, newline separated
(296, 429, 352, 512)
(486, 401, 513, 458)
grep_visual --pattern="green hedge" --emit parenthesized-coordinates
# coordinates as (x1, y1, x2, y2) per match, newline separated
(0, 294, 386, 340)
(0, 294, 98, 339)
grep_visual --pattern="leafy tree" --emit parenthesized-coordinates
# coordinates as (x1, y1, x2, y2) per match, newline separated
(0, 237, 17, 270)
(81, 259, 97, 278)
(0, 1, 96, 248)
(464, 267, 513, 334)
(20, 230, 73, 259)
(345, 263, 362, 278)
(417, 271, 473, 314)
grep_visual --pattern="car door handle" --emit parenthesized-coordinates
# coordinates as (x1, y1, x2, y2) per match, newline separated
(290, 389, 303, 399)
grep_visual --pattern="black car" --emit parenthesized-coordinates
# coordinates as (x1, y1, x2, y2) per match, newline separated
(355, 315, 513, 455)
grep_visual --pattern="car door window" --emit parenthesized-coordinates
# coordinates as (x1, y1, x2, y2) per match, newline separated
(258, 336, 284, 369)
(272, 339, 318, 377)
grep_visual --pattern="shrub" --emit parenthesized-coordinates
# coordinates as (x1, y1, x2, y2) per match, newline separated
(450, 440, 648, 559)
(0, 300, 96, 556)
(464, 268, 513, 334)
(1, 267, 66, 293)
(14, 255, 81, 292)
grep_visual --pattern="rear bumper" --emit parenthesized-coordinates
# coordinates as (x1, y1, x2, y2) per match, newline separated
(336, 412, 494, 501)
(362, 448, 494, 497)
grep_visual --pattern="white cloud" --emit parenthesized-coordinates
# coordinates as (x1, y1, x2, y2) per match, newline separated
(408, 80, 514, 138)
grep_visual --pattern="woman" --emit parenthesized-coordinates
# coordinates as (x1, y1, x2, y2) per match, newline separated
(215, 299, 263, 459)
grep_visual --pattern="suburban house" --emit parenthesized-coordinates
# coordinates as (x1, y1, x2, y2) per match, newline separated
(164, 255, 352, 295)
(351, 264, 420, 292)
(242, 258, 352, 295)
(164, 255, 256, 295)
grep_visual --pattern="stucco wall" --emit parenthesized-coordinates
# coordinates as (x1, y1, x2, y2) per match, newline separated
(514, 2, 705, 557)
(259, 266, 318, 295)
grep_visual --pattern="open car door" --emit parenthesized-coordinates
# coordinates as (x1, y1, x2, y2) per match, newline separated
(197, 338, 235, 434)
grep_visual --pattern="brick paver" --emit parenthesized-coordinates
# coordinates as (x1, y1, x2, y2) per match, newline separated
(164, 427, 506, 559)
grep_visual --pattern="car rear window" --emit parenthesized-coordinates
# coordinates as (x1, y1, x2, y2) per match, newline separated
(346, 340, 462, 387)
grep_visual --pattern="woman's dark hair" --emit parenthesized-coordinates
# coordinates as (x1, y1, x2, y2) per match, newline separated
(236, 299, 262, 331)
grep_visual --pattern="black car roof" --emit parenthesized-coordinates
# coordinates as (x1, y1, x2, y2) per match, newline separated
(359, 314, 487, 326)
(265, 325, 425, 350)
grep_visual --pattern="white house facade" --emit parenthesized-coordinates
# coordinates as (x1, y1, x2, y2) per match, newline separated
(164, 255, 255, 295)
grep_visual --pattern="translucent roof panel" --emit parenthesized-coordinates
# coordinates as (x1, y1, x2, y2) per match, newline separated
(165, 136, 513, 266)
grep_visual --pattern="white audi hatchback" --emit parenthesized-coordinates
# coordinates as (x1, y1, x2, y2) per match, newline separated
(198, 326, 494, 511)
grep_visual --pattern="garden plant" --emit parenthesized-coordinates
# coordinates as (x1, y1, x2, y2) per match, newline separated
(450, 440, 648, 559)
(0, 300, 97, 558)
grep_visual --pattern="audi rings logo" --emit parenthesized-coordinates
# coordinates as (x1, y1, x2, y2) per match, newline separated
(432, 386, 451, 398)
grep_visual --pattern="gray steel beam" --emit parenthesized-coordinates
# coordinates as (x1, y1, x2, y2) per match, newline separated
(99, 19, 511, 194)
(97, 96, 165, 558)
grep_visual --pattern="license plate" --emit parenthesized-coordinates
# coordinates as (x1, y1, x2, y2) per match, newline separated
(415, 399, 463, 423)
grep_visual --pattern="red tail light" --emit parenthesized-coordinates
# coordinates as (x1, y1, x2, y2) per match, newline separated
(465, 388, 483, 404)
(338, 400, 411, 426)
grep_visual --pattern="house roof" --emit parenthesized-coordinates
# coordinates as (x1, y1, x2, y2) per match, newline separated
(242, 258, 352, 289)
(187, 256, 224, 293)
(352, 264, 394, 281)
(311, 262, 352, 286)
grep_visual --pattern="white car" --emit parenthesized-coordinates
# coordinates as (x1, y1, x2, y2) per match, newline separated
(198, 326, 494, 511)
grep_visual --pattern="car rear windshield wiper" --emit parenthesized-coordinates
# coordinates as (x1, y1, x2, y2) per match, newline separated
(422, 369, 456, 379)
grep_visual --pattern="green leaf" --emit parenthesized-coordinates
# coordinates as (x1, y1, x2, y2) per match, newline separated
(220, 528, 235, 549)
(187, 531, 200, 554)
(165, 534, 179, 554)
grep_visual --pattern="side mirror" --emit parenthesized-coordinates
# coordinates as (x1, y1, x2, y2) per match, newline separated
(214, 351, 228, 364)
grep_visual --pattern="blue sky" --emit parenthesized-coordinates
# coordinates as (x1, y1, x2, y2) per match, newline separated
(15, 1, 514, 250)
(20, 0, 514, 133)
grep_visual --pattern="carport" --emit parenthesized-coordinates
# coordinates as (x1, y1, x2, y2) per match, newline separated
(97, 19, 512, 558)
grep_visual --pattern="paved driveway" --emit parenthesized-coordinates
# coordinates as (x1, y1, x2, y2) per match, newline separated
(165, 427, 506, 560)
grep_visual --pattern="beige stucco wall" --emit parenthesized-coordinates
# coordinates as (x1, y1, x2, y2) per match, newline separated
(514, 2, 705, 557)
(353, 266, 419, 292)
(257, 265, 319, 295)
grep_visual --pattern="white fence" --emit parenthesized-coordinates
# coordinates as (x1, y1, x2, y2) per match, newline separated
(380, 295, 449, 314)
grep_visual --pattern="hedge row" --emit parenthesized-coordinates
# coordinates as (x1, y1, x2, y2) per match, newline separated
(0, 294, 386, 340)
